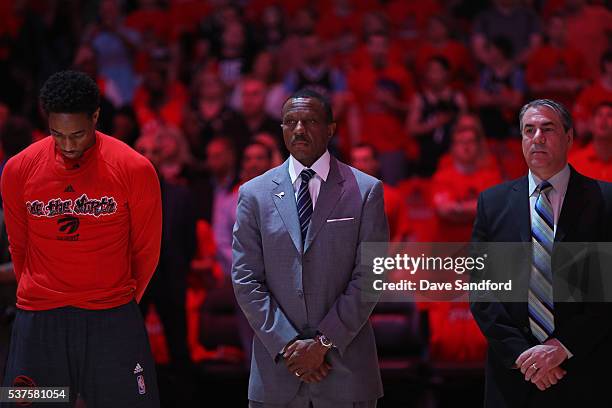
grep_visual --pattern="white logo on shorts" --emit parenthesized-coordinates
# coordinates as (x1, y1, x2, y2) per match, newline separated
(137, 374, 146, 395)
(133, 363, 144, 374)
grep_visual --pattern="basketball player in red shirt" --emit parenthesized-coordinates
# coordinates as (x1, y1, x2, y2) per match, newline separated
(1, 70, 162, 407)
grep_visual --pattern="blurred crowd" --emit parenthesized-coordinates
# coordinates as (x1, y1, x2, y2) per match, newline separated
(0, 0, 611, 402)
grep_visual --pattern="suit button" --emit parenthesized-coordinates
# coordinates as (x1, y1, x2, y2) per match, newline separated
(523, 326, 530, 334)
(297, 290, 304, 297)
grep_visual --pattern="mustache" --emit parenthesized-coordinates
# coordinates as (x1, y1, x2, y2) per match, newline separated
(291, 136, 310, 143)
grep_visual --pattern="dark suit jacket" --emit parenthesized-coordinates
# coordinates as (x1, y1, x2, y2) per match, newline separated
(146, 179, 197, 298)
(470, 167, 612, 407)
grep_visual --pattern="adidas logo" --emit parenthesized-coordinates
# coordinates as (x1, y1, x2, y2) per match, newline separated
(133, 363, 144, 374)
(64, 185, 75, 193)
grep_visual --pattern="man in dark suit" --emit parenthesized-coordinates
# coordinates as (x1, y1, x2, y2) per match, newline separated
(470, 99, 612, 407)
(232, 89, 389, 407)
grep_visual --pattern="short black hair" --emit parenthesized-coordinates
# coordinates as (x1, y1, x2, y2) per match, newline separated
(39, 70, 100, 116)
(283, 88, 334, 123)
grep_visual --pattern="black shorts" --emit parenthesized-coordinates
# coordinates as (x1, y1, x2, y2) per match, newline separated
(2, 301, 159, 408)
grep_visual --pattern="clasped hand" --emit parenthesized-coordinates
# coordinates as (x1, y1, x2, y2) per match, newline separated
(283, 339, 331, 384)
(515, 338, 569, 391)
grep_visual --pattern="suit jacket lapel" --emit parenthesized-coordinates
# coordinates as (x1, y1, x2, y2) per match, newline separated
(509, 177, 533, 327)
(304, 157, 345, 253)
(511, 177, 531, 242)
(555, 168, 583, 243)
(271, 161, 302, 252)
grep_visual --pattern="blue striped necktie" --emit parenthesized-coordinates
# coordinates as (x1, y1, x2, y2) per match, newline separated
(297, 169, 316, 246)
(529, 181, 555, 342)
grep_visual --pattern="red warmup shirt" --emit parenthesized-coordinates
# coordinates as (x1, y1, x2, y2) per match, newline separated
(569, 143, 612, 182)
(0, 132, 162, 311)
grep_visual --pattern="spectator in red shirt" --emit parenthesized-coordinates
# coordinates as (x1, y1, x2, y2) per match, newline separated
(570, 101, 612, 181)
(125, 0, 170, 43)
(133, 50, 188, 129)
(431, 120, 502, 242)
(167, 0, 212, 42)
(348, 32, 414, 185)
(526, 13, 589, 109)
(414, 16, 474, 87)
(386, 0, 442, 48)
(563, 0, 612, 80)
(573, 51, 612, 139)
(350, 143, 411, 242)
(347, 13, 406, 73)
(315, 0, 366, 49)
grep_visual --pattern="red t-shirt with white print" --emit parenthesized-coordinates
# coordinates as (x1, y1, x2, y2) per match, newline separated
(0, 132, 162, 310)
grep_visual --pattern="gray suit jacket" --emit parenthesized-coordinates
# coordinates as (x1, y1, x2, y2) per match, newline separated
(232, 156, 389, 404)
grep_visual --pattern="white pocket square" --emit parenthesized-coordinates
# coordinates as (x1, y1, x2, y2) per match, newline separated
(326, 217, 354, 223)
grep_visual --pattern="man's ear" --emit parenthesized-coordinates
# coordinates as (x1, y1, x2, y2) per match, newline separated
(92, 108, 100, 127)
(328, 122, 337, 140)
(567, 127, 574, 149)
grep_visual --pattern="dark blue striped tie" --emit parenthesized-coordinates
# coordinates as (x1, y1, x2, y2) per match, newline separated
(297, 169, 316, 246)
(529, 181, 555, 342)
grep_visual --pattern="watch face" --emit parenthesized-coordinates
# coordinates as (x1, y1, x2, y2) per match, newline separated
(319, 335, 332, 347)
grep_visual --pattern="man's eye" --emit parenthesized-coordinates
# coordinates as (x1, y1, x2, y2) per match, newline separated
(307, 119, 318, 125)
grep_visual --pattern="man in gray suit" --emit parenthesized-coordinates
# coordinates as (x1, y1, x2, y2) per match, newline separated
(232, 89, 389, 407)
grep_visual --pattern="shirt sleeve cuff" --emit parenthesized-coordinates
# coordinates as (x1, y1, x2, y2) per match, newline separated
(558, 340, 573, 359)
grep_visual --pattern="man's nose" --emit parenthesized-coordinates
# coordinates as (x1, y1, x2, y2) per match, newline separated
(294, 120, 306, 133)
(533, 128, 545, 143)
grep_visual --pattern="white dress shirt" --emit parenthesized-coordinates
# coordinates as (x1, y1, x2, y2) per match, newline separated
(288, 150, 331, 209)
(528, 164, 570, 237)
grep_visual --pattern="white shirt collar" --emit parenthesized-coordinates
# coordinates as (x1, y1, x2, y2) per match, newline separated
(528, 164, 571, 196)
(289, 150, 330, 184)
